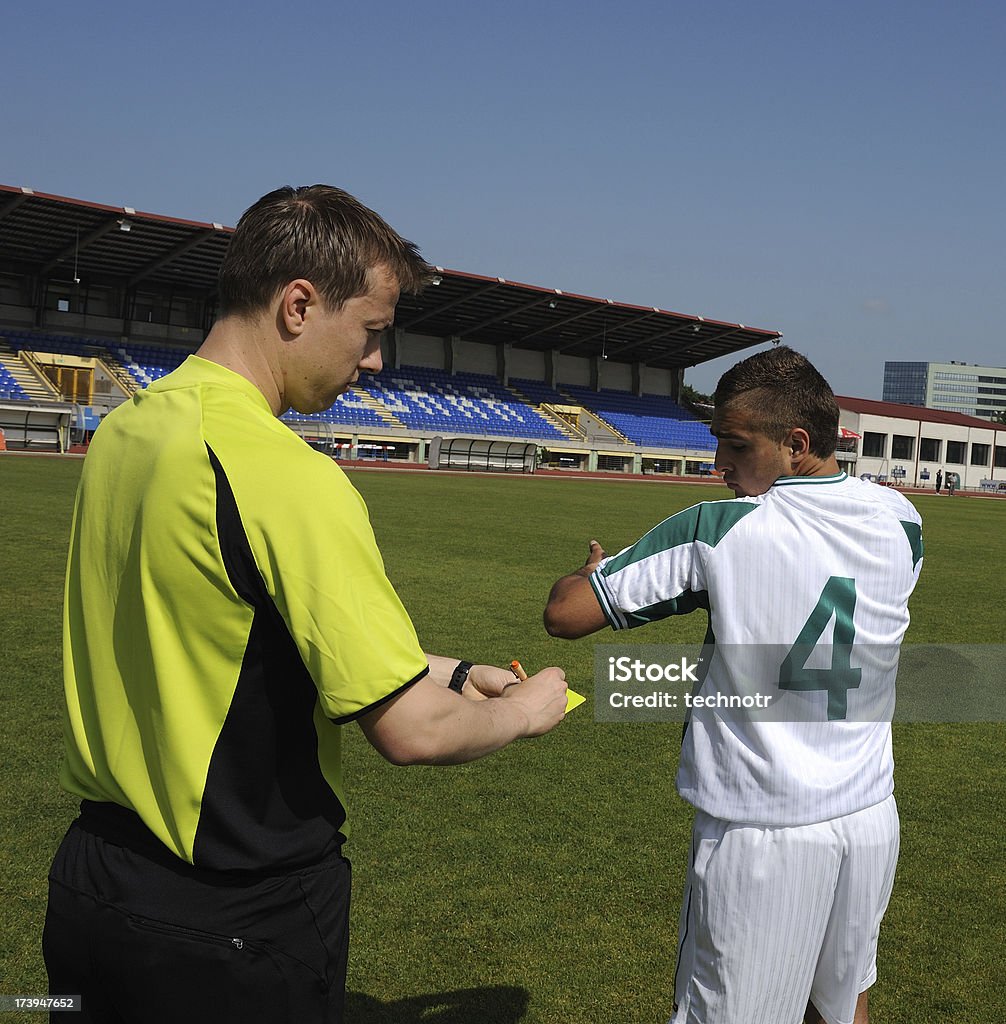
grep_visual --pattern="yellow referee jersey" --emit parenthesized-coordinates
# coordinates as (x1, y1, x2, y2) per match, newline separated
(61, 356, 429, 870)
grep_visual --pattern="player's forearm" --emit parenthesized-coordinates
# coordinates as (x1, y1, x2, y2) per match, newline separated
(544, 540, 610, 639)
(544, 573, 608, 638)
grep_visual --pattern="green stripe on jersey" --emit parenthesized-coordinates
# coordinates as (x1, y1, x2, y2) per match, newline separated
(624, 588, 710, 626)
(900, 520, 924, 568)
(601, 499, 759, 575)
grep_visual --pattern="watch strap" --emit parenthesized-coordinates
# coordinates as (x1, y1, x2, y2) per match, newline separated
(448, 660, 474, 695)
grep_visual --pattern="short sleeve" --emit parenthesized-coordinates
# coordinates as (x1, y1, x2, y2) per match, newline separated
(590, 499, 759, 629)
(229, 439, 429, 722)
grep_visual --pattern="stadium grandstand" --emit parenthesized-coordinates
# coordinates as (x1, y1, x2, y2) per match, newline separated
(0, 184, 783, 470)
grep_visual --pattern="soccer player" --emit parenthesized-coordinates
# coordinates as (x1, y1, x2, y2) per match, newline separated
(544, 347, 923, 1024)
(44, 185, 568, 1023)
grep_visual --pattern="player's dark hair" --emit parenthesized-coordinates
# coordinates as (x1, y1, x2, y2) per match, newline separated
(217, 185, 433, 317)
(714, 346, 839, 458)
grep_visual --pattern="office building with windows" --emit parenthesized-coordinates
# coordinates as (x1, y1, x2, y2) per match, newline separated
(836, 396, 1006, 491)
(883, 361, 1006, 421)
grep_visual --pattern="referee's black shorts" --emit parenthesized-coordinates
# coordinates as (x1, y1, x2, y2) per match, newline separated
(43, 809, 351, 1023)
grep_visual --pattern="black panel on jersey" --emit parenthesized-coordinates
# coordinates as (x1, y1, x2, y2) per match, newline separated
(192, 446, 347, 871)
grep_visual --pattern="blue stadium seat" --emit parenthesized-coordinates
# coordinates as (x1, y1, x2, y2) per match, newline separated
(560, 384, 715, 450)
(359, 366, 567, 441)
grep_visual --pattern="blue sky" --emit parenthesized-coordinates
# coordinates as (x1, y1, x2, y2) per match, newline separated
(3, 0, 1004, 397)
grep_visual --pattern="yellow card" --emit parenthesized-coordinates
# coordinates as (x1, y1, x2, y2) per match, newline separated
(565, 688, 586, 713)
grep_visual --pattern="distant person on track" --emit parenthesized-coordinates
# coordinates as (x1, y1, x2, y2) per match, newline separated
(544, 346, 923, 1024)
(44, 184, 568, 1024)
(936, 467, 943, 493)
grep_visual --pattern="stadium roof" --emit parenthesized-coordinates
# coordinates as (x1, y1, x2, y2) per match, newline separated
(0, 184, 782, 370)
(0, 184, 232, 294)
(395, 270, 781, 371)
(837, 395, 1002, 429)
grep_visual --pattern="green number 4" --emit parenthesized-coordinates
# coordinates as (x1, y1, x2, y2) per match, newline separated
(779, 576, 862, 721)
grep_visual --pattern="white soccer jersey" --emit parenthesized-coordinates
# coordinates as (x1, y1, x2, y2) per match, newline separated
(590, 472, 923, 826)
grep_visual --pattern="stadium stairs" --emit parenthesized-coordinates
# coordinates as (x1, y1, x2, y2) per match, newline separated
(114, 343, 189, 389)
(4, 333, 147, 411)
(346, 387, 406, 430)
(570, 403, 632, 445)
(511, 379, 640, 447)
(536, 408, 587, 442)
(100, 352, 141, 398)
(0, 339, 60, 401)
(506, 380, 586, 442)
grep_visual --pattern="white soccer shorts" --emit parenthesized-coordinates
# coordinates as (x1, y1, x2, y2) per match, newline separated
(669, 795, 899, 1024)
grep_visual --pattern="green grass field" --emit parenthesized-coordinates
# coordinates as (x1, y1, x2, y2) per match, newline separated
(1, 456, 1004, 1022)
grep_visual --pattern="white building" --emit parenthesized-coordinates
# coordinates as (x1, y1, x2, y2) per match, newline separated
(837, 396, 1006, 491)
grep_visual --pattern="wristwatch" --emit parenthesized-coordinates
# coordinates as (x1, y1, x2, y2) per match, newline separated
(449, 660, 474, 695)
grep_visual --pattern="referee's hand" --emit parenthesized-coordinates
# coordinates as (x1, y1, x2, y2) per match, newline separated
(501, 667, 569, 736)
(464, 664, 521, 700)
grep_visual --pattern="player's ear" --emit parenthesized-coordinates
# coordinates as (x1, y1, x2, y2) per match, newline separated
(279, 279, 317, 337)
(786, 427, 811, 462)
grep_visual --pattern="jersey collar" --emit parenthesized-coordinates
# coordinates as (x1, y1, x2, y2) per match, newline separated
(159, 354, 275, 415)
(771, 471, 849, 488)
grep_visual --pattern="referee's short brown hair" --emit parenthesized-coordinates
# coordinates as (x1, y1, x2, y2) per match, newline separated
(218, 185, 433, 318)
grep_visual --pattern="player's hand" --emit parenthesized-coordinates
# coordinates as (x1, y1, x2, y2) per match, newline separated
(501, 666, 568, 736)
(583, 539, 607, 572)
(569, 539, 607, 579)
(464, 664, 521, 700)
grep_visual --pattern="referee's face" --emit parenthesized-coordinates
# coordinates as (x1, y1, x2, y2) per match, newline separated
(286, 264, 399, 414)
(711, 403, 793, 497)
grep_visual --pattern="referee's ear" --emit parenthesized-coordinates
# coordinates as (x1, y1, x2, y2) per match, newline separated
(279, 279, 317, 338)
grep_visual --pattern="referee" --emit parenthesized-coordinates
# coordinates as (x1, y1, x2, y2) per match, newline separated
(44, 185, 568, 1023)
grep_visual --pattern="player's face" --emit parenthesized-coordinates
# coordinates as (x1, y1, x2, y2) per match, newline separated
(288, 264, 398, 414)
(711, 402, 794, 497)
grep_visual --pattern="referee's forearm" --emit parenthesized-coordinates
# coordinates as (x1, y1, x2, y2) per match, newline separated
(424, 653, 466, 687)
(357, 676, 538, 766)
(389, 693, 531, 766)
